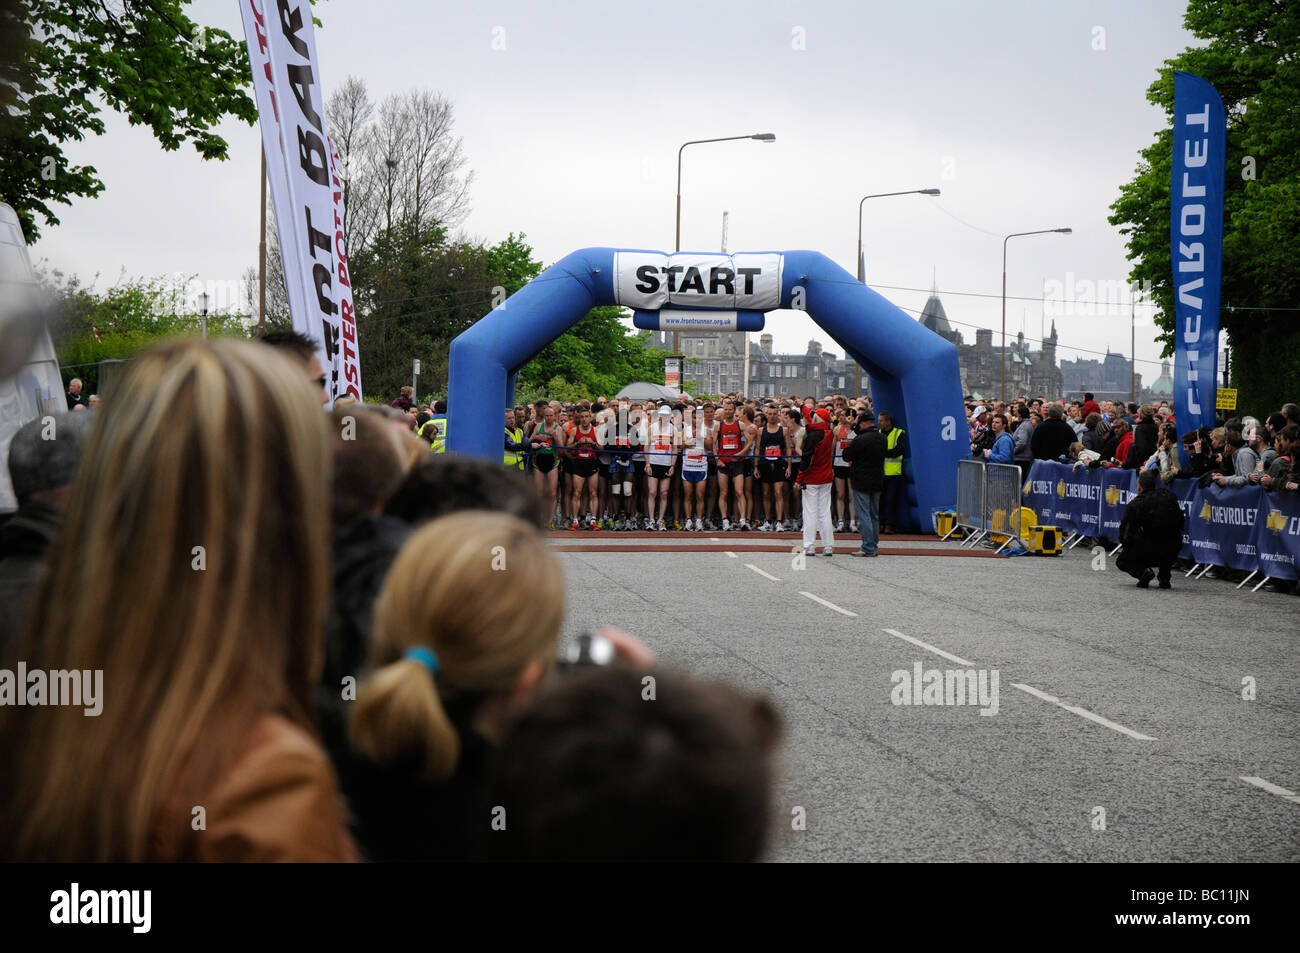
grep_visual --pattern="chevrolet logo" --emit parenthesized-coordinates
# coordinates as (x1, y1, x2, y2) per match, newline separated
(1105, 486, 1120, 506)
(1199, 501, 1212, 521)
(1056, 480, 1066, 498)
(1266, 509, 1287, 533)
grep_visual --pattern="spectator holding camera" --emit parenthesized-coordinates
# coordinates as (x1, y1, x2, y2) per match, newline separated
(341, 511, 652, 861)
(486, 666, 781, 862)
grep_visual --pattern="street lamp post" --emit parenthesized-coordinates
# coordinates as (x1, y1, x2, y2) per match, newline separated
(673, 133, 775, 354)
(1001, 228, 1071, 405)
(200, 291, 210, 340)
(854, 188, 940, 397)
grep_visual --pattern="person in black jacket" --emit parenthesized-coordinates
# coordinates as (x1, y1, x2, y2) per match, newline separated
(1030, 402, 1076, 461)
(1125, 405, 1159, 469)
(1177, 431, 1214, 480)
(1116, 469, 1185, 588)
(841, 410, 886, 556)
(0, 412, 95, 660)
(318, 406, 413, 771)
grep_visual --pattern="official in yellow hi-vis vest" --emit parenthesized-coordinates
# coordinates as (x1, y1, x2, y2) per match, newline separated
(880, 411, 907, 532)
(504, 409, 526, 470)
(427, 400, 448, 452)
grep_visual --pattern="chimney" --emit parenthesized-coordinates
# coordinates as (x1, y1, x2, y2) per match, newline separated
(976, 328, 993, 350)
(760, 333, 773, 354)
(808, 340, 822, 356)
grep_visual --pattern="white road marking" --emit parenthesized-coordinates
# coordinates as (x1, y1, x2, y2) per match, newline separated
(746, 564, 781, 581)
(881, 628, 974, 667)
(1239, 776, 1300, 805)
(799, 591, 858, 617)
(724, 551, 737, 558)
(1012, 683, 1157, 741)
(710, 537, 721, 542)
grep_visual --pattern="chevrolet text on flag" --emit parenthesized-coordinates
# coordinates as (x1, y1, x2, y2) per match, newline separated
(1170, 71, 1225, 456)
(239, 0, 361, 402)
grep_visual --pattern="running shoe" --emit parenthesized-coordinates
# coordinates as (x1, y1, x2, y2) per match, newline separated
(822, 548, 835, 557)
(614, 517, 625, 531)
(569, 519, 579, 532)
(673, 519, 684, 531)
(757, 521, 769, 532)
(835, 520, 845, 533)
(850, 521, 858, 533)
(774, 520, 784, 532)
(657, 519, 666, 532)
(722, 518, 731, 531)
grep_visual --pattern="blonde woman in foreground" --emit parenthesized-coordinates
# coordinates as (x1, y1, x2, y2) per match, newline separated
(342, 511, 567, 861)
(0, 338, 356, 862)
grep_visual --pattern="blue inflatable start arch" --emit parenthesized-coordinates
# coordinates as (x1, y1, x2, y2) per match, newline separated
(447, 248, 964, 531)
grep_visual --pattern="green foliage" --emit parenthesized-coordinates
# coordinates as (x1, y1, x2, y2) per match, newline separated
(40, 270, 250, 392)
(517, 306, 665, 400)
(1108, 0, 1300, 416)
(0, 0, 257, 242)
(350, 228, 544, 399)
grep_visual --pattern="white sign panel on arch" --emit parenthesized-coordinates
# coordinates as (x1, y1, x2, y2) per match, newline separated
(613, 252, 783, 311)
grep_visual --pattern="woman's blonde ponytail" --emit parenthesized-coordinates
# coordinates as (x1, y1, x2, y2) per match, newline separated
(350, 657, 460, 781)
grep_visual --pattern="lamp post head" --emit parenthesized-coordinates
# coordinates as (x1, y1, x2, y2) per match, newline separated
(751, 133, 776, 142)
(1055, 227, 1072, 234)
(920, 188, 941, 195)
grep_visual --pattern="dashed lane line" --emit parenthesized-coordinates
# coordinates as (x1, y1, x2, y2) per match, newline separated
(799, 591, 858, 617)
(1239, 776, 1300, 805)
(881, 627, 974, 667)
(1012, 683, 1157, 741)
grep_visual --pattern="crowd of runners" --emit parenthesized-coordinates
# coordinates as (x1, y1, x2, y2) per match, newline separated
(486, 393, 908, 534)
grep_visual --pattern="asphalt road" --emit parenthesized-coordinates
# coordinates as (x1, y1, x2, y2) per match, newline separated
(553, 537, 1300, 862)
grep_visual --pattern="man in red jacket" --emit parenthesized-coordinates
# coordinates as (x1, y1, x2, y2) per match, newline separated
(796, 403, 836, 556)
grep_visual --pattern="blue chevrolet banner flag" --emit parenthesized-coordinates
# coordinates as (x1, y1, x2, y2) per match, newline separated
(1173, 478, 1199, 561)
(1099, 467, 1137, 541)
(1067, 465, 1103, 537)
(1252, 491, 1300, 581)
(1024, 461, 1056, 528)
(1186, 483, 1261, 571)
(1171, 71, 1226, 458)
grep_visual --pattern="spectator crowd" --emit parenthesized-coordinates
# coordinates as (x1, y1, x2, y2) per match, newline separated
(0, 336, 783, 862)
(962, 390, 1300, 590)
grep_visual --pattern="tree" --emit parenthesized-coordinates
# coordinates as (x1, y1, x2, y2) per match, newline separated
(41, 270, 250, 393)
(517, 306, 667, 400)
(0, 0, 256, 242)
(1108, 0, 1300, 416)
(325, 78, 473, 263)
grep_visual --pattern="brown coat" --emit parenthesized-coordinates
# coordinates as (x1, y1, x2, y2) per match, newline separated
(150, 713, 358, 862)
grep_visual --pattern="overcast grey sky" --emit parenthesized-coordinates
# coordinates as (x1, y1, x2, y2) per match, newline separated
(31, 0, 1197, 381)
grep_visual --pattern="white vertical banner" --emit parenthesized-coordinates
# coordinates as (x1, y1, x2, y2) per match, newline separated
(237, 0, 309, 338)
(327, 134, 362, 398)
(250, 0, 348, 403)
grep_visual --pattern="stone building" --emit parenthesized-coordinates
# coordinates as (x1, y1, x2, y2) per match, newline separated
(648, 329, 868, 398)
(1059, 348, 1144, 405)
(918, 292, 1064, 401)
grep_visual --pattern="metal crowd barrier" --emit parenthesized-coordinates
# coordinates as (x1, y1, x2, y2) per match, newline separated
(946, 460, 1023, 552)
(984, 462, 1023, 553)
(950, 459, 988, 545)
